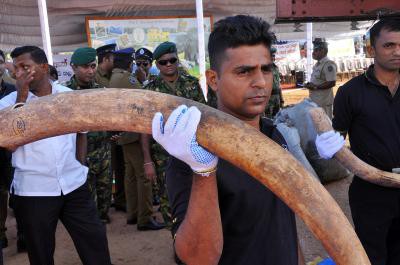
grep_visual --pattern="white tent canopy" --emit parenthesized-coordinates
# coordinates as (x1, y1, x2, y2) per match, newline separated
(0, 0, 372, 53)
(0, 0, 275, 52)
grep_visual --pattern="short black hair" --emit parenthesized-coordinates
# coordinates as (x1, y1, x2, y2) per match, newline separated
(370, 18, 400, 47)
(48, 65, 58, 80)
(0, 50, 4, 61)
(10, 46, 48, 64)
(113, 55, 133, 70)
(208, 15, 273, 72)
(98, 52, 113, 64)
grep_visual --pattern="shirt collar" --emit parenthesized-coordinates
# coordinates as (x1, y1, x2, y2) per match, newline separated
(27, 79, 56, 100)
(364, 65, 400, 98)
(364, 65, 381, 86)
(97, 67, 108, 77)
(317, 56, 329, 64)
(364, 64, 400, 87)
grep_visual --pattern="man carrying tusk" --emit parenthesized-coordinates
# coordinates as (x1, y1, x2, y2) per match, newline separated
(151, 15, 305, 265)
(0, 46, 112, 265)
(316, 18, 400, 265)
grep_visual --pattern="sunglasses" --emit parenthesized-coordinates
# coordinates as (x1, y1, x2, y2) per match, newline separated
(157, 57, 178, 66)
(136, 62, 149, 67)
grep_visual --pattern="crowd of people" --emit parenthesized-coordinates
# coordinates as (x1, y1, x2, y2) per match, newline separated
(0, 13, 399, 265)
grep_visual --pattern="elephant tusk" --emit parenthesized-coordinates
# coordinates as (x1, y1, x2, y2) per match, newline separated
(0, 89, 370, 265)
(310, 107, 400, 188)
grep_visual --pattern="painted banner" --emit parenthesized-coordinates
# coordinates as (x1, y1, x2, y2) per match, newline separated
(273, 42, 301, 63)
(86, 16, 212, 76)
(327, 39, 355, 58)
(53, 54, 73, 83)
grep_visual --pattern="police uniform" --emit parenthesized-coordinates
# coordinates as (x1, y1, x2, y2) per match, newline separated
(109, 48, 141, 90)
(110, 68, 141, 89)
(64, 47, 113, 222)
(309, 51, 337, 119)
(109, 48, 156, 226)
(95, 44, 116, 88)
(143, 41, 217, 225)
(96, 67, 111, 88)
(131, 47, 157, 86)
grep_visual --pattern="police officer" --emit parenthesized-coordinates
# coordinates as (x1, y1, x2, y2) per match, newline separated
(265, 47, 284, 118)
(132, 47, 155, 86)
(95, 44, 116, 88)
(108, 48, 140, 213)
(109, 48, 141, 89)
(64, 47, 113, 224)
(109, 48, 164, 230)
(141, 41, 216, 225)
(109, 48, 134, 213)
(305, 39, 337, 119)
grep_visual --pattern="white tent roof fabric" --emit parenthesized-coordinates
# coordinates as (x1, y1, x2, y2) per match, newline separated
(0, 0, 371, 53)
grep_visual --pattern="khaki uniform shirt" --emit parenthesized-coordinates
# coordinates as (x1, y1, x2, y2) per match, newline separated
(95, 67, 111, 88)
(109, 68, 142, 145)
(109, 68, 141, 90)
(309, 56, 337, 108)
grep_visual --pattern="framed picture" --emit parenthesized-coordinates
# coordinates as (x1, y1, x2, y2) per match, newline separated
(86, 15, 213, 75)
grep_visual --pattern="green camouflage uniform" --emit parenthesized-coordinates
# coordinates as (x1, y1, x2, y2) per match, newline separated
(265, 64, 284, 119)
(63, 76, 112, 217)
(144, 71, 217, 225)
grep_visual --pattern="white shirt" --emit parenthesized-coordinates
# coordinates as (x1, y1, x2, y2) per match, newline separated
(0, 82, 88, 196)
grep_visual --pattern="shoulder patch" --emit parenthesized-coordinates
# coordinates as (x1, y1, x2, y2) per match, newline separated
(327, 65, 334, 72)
(129, 75, 137, 85)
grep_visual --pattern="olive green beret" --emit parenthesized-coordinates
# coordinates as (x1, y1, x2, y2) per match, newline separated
(71, 47, 97, 65)
(153, 42, 177, 60)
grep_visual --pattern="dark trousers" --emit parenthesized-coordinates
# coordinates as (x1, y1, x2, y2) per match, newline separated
(111, 143, 125, 208)
(349, 177, 400, 265)
(13, 183, 112, 265)
(0, 164, 13, 241)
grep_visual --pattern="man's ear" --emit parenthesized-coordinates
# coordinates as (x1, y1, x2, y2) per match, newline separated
(70, 64, 78, 73)
(206, 69, 218, 93)
(42, 63, 49, 74)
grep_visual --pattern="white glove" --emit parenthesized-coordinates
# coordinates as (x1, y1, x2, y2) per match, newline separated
(315, 130, 345, 159)
(152, 105, 218, 173)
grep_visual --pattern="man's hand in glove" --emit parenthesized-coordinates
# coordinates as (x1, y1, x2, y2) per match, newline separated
(152, 105, 218, 175)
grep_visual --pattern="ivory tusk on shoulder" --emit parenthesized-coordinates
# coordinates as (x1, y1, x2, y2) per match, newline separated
(0, 89, 370, 265)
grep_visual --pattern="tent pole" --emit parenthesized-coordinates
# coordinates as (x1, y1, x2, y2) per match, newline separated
(37, 0, 53, 65)
(306, 22, 313, 82)
(195, 0, 207, 100)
